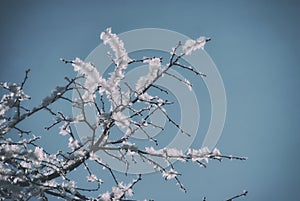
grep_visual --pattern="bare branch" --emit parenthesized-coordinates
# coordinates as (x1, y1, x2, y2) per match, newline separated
(20, 69, 30, 90)
(225, 190, 248, 201)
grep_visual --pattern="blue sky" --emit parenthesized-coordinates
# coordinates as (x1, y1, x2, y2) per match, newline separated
(1, 1, 300, 200)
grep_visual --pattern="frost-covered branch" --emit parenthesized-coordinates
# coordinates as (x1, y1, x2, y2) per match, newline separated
(0, 28, 246, 201)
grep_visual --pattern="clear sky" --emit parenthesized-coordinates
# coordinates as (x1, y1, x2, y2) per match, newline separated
(1, 1, 300, 201)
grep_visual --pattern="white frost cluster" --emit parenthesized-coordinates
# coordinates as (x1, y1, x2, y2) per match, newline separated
(145, 147, 183, 157)
(44, 180, 58, 188)
(34, 147, 44, 161)
(100, 192, 111, 201)
(0, 82, 30, 116)
(145, 147, 186, 162)
(0, 138, 59, 185)
(100, 27, 131, 70)
(62, 180, 76, 190)
(162, 168, 179, 180)
(71, 58, 107, 102)
(182, 36, 207, 55)
(112, 111, 130, 129)
(68, 137, 79, 150)
(187, 147, 221, 163)
(100, 28, 131, 92)
(136, 58, 162, 93)
(89, 151, 100, 161)
(112, 182, 133, 199)
(59, 122, 70, 136)
(41, 86, 65, 106)
(99, 184, 133, 201)
(138, 92, 154, 102)
(87, 174, 98, 182)
(100, 28, 133, 110)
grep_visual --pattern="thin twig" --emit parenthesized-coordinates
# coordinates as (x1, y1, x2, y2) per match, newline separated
(20, 69, 30, 90)
(225, 190, 248, 201)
